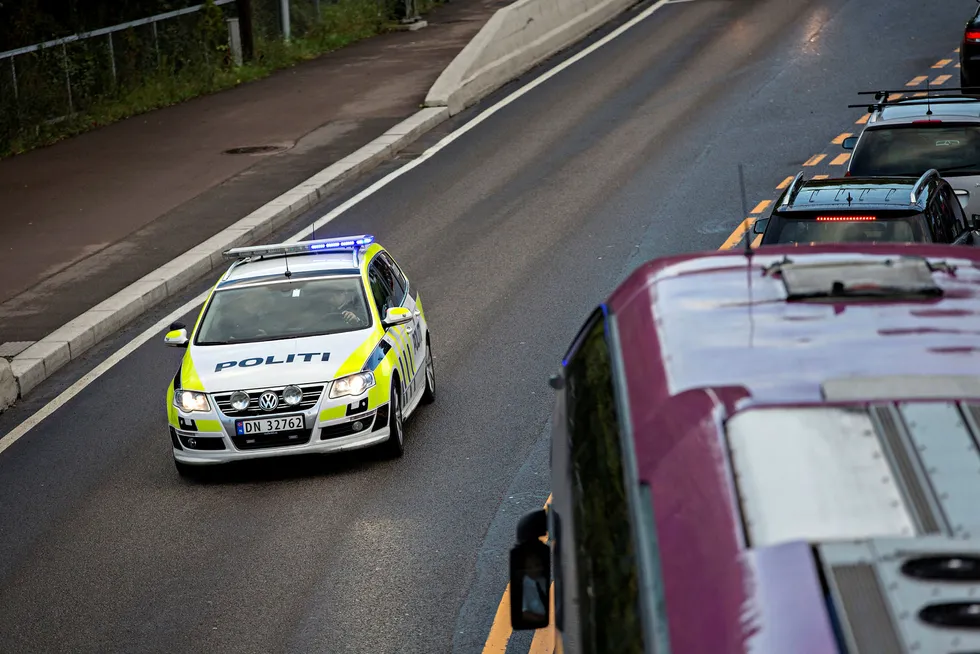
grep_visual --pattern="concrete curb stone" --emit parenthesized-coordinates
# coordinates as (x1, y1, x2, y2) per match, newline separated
(7, 106, 450, 403)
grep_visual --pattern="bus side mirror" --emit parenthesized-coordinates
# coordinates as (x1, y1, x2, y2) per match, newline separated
(510, 509, 551, 630)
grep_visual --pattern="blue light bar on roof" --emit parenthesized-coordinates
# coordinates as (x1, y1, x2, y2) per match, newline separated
(222, 234, 375, 260)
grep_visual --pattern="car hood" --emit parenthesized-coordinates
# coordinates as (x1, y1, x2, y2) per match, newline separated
(188, 330, 378, 393)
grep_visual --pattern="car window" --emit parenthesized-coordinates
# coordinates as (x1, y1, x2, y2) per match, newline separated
(761, 213, 929, 244)
(372, 253, 405, 307)
(925, 192, 952, 242)
(849, 125, 980, 176)
(381, 252, 409, 295)
(563, 311, 644, 654)
(368, 262, 395, 316)
(939, 184, 966, 235)
(195, 276, 371, 345)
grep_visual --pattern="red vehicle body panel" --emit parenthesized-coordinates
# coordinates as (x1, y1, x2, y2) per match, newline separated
(605, 243, 980, 653)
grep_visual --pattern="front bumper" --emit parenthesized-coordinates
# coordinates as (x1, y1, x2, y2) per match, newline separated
(171, 401, 391, 465)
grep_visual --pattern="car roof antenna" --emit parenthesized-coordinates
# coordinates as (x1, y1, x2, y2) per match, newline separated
(283, 251, 292, 279)
(926, 78, 933, 116)
(739, 163, 754, 259)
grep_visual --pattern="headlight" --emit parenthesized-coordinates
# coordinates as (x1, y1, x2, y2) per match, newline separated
(230, 391, 250, 411)
(174, 390, 211, 413)
(283, 385, 303, 406)
(329, 372, 375, 399)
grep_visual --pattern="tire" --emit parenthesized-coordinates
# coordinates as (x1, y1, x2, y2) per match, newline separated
(379, 383, 405, 458)
(174, 458, 210, 482)
(421, 336, 436, 405)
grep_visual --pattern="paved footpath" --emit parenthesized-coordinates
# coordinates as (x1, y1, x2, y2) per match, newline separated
(0, 0, 506, 348)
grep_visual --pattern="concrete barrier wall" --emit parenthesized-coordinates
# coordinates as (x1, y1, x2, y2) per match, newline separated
(425, 0, 639, 114)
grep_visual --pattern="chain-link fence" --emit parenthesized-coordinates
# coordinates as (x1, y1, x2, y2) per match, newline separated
(0, 0, 418, 155)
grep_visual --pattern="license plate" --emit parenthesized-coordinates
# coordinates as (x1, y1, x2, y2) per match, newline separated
(235, 415, 304, 435)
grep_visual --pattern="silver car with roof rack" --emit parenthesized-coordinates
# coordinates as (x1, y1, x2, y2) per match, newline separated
(843, 89, 980, 220)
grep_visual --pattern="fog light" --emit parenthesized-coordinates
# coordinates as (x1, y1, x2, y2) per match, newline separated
(283, 385, 303, 406)
(230, 391, 250, 411)
(188, 437, 198, 448)
(352, 421, 364, 432)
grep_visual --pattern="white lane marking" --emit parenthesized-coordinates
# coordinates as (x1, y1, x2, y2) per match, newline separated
(0, 0, 679, 456)
(286, 0, 675, 243)
(0, 291, 209, 457)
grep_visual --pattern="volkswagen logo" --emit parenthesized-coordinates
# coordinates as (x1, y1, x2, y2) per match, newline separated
(258, 391, 279, 411)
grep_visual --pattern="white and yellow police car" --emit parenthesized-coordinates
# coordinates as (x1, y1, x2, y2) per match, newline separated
(163, 234, 434, 478)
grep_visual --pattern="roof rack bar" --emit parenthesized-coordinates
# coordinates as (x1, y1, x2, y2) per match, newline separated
(780, 172, 806, 209)
(910, 169, 940, 205)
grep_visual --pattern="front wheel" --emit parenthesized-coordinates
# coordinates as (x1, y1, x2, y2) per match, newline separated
(379, 384, 405, 458)
(421, 337, 435, 405)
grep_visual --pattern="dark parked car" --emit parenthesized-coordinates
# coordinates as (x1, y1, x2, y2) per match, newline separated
(752, 170, 979, 246)
(962, 2, 980, 89)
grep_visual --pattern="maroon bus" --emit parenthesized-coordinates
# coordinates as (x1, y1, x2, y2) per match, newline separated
(509, 243, 980, 654)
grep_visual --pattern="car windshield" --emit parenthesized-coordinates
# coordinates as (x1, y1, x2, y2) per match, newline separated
(762, 214, 929, 245)
(194, 276, 372, 345)
(849, 124, 980, 176)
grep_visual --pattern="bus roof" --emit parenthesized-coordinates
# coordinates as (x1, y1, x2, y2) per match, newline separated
(605, 243, 980, 654)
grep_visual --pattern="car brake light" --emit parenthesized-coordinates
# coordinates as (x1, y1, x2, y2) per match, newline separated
(815, 215, 876, 222)
(966, 29, 980, 42)
(913, 119, 942, 123)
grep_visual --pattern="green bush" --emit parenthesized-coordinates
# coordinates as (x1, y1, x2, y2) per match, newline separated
(0, 0, 439, 158)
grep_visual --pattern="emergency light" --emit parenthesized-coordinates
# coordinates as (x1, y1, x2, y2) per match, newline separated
(223, 235, 375, 260)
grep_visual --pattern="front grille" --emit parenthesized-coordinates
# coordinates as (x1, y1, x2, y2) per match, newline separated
(232, 428, 312, 450)
(214, 384, 324, 417)
(320, 414, 376, 440)
(178, 435, 227, 451)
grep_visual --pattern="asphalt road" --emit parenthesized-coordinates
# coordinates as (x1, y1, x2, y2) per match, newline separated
(0, 0, 973, 652)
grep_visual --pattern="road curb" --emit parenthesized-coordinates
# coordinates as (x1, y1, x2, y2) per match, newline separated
(6, 106, 450, 404)
(425, 0, 640, 114)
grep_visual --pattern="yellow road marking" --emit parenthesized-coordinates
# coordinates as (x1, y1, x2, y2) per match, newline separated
(776, 176, 794, 190)
(856, 114, 870, 125)
(803, 154, 826, 166)
(933, 74, 952, 85)
(831, 132, 852, 145)
(720, 218, 755, 250)
(956, 47, 961, 53)
(933, 59, 952, 68)
(829, 153, 850, 166)
(887, 93, 903, 101)
(813, 174, 829, 180)
(751, 234, 762, 248)
(482, 493, 553, 653)
(751, 200, 771, 214)
(912, 92, 928, 98)
(482, 586, 513, 653)
(956, 63, 962, 69)
(907, 76, 928, 86)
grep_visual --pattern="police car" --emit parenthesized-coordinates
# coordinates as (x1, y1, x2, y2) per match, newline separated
(163, 234, 434, 478)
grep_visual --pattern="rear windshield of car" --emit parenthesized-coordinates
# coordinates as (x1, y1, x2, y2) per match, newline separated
(761, 213, 929, 245)
(194, 276, 372, 345)
(849, 124, 980, 176)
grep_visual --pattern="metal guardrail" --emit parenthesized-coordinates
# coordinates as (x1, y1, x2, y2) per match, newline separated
(0, 0, 237, 62)
(0, 0, 237, 112)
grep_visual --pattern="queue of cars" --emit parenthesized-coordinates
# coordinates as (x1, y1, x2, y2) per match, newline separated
(506, 19, 980, 654)
(755, 90, 980, 247)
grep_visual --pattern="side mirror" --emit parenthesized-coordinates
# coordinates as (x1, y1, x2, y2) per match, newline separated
(164, 322, 188, 347)
(842, 136, 858, 150)
(510, 509, 551, 630)
(752, 217, 769, 234)
(954, 189, 970, 210)
(383, 306, 413, 327)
